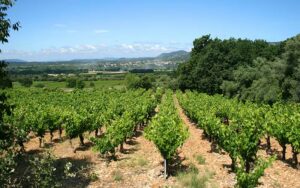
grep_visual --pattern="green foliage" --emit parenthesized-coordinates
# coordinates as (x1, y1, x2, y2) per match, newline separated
(18, 77, 33, 87)
(112, 170, 123, 181)
(222, 34, 300, 103)
(125, 74, 154, 89)
(66, 78, 76, 88)
(0, 150, 15, 186)
(144, 90, 188, 177)
(177, 91, 282, 187)
(177, 35, 282, 94)
(76, 79, 85, 89)
(0, 61, 12, 89)
(92, 89, 157, 157)
(236, 157, 275, 188)
(89, 81, 95, 87)
(23, 153, 61, 188)
(66, 78, 85, 89)
(0, 1, 19, 186)
(145, 90, 188, 160)
(176, 165, 212, 188)
(34, 83, 45, 88)
(195, 154, 206, 165)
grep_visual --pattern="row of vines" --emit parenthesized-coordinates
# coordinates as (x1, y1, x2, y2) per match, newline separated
(177, 91, 300, 188)
(4, 88, 162, 155)
(144, 90, 189, 178)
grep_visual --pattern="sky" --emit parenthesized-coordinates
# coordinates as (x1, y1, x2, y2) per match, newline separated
(0, 0, 300, 61)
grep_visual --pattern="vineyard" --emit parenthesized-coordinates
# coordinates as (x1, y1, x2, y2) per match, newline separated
(1, 88, 300, 187)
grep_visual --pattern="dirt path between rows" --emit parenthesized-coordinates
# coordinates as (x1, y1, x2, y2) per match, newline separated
(173, 95, 236, 188)
(173, 94, 300, 188)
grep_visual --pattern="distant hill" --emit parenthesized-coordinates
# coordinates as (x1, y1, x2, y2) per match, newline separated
(156, 50, 190, 61)
(2, 59, 27, 64)
(3, 50, 190, 65)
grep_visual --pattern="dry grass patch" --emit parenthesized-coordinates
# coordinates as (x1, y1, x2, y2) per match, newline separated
(112, 170, 123, 182)
(176, 164, 214, 188)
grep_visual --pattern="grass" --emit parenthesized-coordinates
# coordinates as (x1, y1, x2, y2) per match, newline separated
(136, 157, 148, 167)
(118, 156, 148, 168)
(88, 172, 99, 182)
(194, 154, 206, 165)
(176, 163, 214, 188)
(177, 171, 210, 188)
(112, 170, 123, 181)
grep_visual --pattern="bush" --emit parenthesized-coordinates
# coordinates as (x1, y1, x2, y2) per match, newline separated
(66, 78, 77, 88)
(35, 83, 45, 88)
(66, 78, 85, 89)
(177, 170, 210, 188)
(195, 154, 206, 165)
(89, 82, 95, 87)
(22, 153, 61, 188)
(125, 74, 154, 90)
(19, 78, 33, 87)
(235, 157, 275, 188)
(0, 151, 15, 187)
(112, 170, 123, 181)
(76, 80, 85, 89)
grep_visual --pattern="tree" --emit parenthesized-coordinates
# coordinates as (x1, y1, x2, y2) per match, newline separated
(221, 34, 300, 103)
(19, 77, 33, 87)
(0, 0, 19, 89)
(89, 81, 95, 87)
(66, 78, 77, 88)
(125, 74, 153, 90)
(177, 35, 283, 95)
(0, 0, 20, 147)
(66, 78, 85, 89)
(0, 0, 20, 186)
(76, 79, 85, 89)
(280, 34, 300, 102)
(125, 74, 140, 89)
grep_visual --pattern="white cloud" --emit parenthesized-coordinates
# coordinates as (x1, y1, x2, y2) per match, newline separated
(1, 42, 192, 61)
(94, 29, 109, 34)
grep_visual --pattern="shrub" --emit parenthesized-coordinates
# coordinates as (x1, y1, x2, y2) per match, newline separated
(19, 78, 33, 87)
(22, 153, 61, 188)
(195, 154, 206, 165)
(89, 82, 95, 87)
(66, 78, 77, 88)
(112, 170, 123, 181)
(35, 83, 45, 88)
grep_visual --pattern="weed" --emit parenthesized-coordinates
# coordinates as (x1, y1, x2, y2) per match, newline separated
(177, 171, 210, 188)
(112, 170, 123, 181)
(195, 155, 206, 165)
(137, 157, 148, 167)
(89, 172, 98, 182)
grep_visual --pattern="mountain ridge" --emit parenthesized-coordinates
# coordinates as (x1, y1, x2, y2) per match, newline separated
(2, 50, 190, 64)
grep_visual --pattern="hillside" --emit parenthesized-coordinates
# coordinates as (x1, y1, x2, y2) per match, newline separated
(2, 50, 190, 65)
(156, 50, 190, 61)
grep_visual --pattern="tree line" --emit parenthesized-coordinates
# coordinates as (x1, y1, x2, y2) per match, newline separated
(177, 34, 300, 104)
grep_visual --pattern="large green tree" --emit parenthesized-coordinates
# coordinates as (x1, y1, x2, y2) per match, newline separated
(177, 35, 283, 94)
(221, 34, 300, 104)
(0, 0, 19, 147)
(0, 0, 20, 186)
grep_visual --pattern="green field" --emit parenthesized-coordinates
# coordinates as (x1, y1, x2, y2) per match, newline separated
(13, 80, 126, 89)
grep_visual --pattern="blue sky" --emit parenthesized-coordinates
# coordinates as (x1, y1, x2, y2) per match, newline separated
(1, 0, 299, 61)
